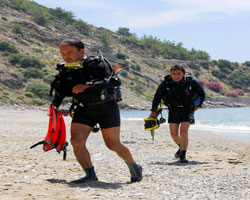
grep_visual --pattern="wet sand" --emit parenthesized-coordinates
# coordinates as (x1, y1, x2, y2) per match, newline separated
(0, 108, 249, 200)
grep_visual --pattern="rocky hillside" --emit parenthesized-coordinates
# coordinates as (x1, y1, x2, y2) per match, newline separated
(0, 0, 250, 109)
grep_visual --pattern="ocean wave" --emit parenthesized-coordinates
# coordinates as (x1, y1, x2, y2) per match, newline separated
(121, 117, 250, 134)
(190, 123, 250, 133)
(121, 117, 143, 121)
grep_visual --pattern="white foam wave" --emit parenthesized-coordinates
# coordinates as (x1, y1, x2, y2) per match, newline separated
(121, 117, 143, 121)
(190, 123, 250, 133)
(121, 117, 250, 134)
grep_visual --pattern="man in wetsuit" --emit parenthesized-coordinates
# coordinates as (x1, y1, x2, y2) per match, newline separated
(51, 39, 142, 183)
(149, 65, 206, 163)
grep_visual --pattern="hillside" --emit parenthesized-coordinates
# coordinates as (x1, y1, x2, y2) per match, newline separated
(0, 0, 250, 109)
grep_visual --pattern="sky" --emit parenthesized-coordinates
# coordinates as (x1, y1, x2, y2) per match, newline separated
(32, 0, 250, 63)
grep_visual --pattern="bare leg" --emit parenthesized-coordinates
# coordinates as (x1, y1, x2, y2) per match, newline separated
(169, 123, 181, 145)
(101, 126, 134, 163)
(101, 126, 142, 182)
(179, 122, 190, 151)
(70, 123, 93, 169)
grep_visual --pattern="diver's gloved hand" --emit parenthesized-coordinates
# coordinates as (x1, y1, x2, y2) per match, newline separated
(149, 111, 157, 118)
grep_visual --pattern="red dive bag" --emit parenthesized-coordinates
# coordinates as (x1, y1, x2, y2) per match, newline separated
(30, 105, 68, 160)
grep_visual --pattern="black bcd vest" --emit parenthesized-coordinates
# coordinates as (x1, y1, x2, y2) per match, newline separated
(162, 75, 193, 108)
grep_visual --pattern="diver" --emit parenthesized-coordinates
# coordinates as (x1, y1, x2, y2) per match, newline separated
(149, 65, 206, 163)
(51, 39, 142, 183)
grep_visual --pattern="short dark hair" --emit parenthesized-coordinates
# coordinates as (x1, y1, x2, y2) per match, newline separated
(170, 65, 185, 73)
(60, 39, 85, 51)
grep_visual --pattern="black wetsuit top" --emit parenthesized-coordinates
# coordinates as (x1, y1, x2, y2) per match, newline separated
(51, 57, 121, 108)
(151, 76, 206, 112)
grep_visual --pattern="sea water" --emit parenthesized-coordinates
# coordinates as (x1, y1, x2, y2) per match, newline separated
(120, 107, 250, 142)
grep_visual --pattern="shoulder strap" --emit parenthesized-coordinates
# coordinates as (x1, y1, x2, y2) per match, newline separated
(164, 75, 173, 87)
(184, 74, 193, 95)
(50, 62, 69, 96)
(84, 55, 114, 78)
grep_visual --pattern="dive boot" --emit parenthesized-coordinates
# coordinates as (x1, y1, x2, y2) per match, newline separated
(127, 162, 143, 183)
(71, 166, 98, 183)
(174, 148, 181, 158)
(180, 157, 189, 163)
(179, 150, 189, 163)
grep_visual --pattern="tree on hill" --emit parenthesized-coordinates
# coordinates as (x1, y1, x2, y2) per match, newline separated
(116, 27, 131, 36)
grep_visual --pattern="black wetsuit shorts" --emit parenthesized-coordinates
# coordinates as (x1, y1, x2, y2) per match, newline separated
(168, 108, 194, 124)
(72, 100, 120, 128)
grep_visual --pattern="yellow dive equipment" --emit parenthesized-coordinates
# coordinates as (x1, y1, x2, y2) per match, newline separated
(144, 118, 159, 131)
(144, 104, 166, 141)
(65, 62, 83, 69)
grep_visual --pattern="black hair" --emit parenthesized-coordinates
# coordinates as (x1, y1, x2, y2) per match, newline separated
(170, 65, 185, 73)
(60, 39, 85, 51)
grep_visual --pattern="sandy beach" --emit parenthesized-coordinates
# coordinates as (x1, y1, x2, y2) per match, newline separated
(0, 107, 249, 200)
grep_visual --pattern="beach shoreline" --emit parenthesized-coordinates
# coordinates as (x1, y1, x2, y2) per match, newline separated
(0, 108, 249, 200)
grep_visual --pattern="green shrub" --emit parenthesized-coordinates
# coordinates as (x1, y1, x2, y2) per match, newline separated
(121, 34, 139, 46)
(48, 7, 74, 24)
(244, 61, 250, 67)
(217, 59, 234, 71)
(17, 95, 24, 100)
(8, 53, 23, 65)
(116, 27, 131, 36)
(194, 70, 201, 77)
(19, 55, 45, 68)
(22, 68, 44, 79)
(200, 62, 209, 69)
(43, 74, 55, 84)
(8, 54, 45, 68)
(131, 64, 141, 71)
(3, 51, 10, 56)
(33, 98, 44, 105)
(187, 63, 200, 70)
(1, 16, 7, 21)
(26, 82, 50, 99)
(42, 68, 49, 76)
(211, 70, 227, 79)
(231, 62, 239, 68)
(190, 49, 210, 60)
(211, 60, 218, 65)
(73, 19, 90, 35)
(32, 12, 48, 26)
(228, 70, 250, 92)
(11, 23, 23, 35)
(25, 92, 34, 98)
(146, 62, 160, 69)
(99, 32, 111, 51)
(5, 0, 39, 13)
(116, 52, 126, 60)
(0, 41, 19, 54)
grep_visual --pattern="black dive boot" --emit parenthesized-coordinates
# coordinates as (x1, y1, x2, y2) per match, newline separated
(175, 145, 181, 158)
(179, 150, 189, 163)
(127, 162, 143, 183)
(71, 166, 98, 183)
